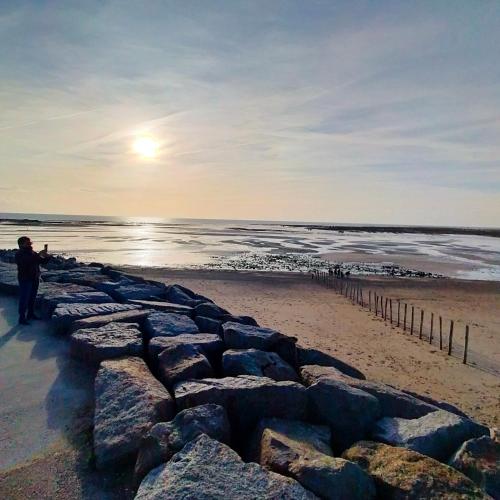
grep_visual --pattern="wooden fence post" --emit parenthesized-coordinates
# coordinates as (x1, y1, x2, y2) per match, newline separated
(448, 320, 454, 355)
(375, 294, 378, 316)
(439, 316, 443, 350)
(410, 306, 414, 335)
(390, 299, 393, 324)
(404, 303, 407, 330)
(463, 325, 469, 364)
(384, 298, 388, 321)
(419, 309, 424, 339)
(429, 313, 434, 344)
(397, 301, 401, 327)
(369, 291, 372, 311)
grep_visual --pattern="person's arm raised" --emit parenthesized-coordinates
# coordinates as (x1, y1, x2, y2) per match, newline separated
(37, 250, 51, 264)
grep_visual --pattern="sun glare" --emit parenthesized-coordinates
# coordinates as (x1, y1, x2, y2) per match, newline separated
(133, 136, 158, 159)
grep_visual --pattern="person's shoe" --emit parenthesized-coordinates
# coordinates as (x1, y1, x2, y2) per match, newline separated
(19, 317, 30, 325)
(27, 313, 41, 320)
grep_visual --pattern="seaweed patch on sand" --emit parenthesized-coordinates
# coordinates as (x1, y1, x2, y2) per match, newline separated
(207, 252, 443, 277)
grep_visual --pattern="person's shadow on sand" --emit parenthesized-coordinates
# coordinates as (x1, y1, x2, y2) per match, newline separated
(0, 325, 22, 350)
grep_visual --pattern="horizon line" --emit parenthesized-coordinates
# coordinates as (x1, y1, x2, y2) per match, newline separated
(1, 211, 499, 231)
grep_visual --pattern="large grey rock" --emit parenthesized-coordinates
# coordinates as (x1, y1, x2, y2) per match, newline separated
(42, 267, 102, 280)
(307, 379, 381, 450)
(289, 455, 376, 500)
(94, 357, 174, 469)
(223, 348, 299, 381)
(247, 418, 375, 500)
(110, 283, 166, 303)
(37, 281, 97, 310)
(148, 334, 224, 365)
(100, 267, 132, 280)
(175, 375, 308, 433)
(449, 436, 500, 498)
(165, 284, 213, 307)
(128, 299, 193, 316)
(144, 311, 199, 338)
(249, 418, 333, 465)
(372, 410, 490, 462)
(0, 262, 19, 294)
(194, 315, 222, 334)
(221, 314, 259, 326)
(134, 404, 230, 484)
(401, 389, 471, 419)
(70, 308, 151, 332)
(135, 434, 316, 500)
(40, 289, 115, 317)
(365, 385, 466, 419)
(297, 345, 365, 380)
(52, 302, 141, 334)
(194, 301, 229, 319)
(343, 441, 489, 499)
(222, 322, 297, 366)
(157, 343, 214, 388)
(301, 365, 442, 419)
(70, 322, 143, 363)
(300, 364, 351, 386)
(94, 278, 134, 294)
(38, 281, 96, 296)
(41, 268, 111, 287)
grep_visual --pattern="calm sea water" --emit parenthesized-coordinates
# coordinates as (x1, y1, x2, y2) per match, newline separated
(1, 213, 499, 280)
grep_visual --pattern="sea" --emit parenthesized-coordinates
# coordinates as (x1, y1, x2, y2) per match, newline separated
(1, 213, 499, 281)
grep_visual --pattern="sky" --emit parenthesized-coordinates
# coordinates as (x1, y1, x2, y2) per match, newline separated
(0, 1, 499, 226)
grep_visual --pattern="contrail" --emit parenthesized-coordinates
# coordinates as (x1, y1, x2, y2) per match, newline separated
(0, 109, 97, 132)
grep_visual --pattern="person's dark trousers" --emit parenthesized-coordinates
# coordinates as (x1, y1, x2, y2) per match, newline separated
(18, 279, 39, 321)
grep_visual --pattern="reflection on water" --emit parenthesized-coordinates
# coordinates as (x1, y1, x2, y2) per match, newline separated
(0, 214, 499, 280)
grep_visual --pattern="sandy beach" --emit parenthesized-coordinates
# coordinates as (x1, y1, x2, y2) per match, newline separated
(123, 267, 500, 428)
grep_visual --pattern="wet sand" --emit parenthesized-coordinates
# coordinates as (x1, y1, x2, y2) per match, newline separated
(2, 216, 499, 279)
(125, 267, 500, 428)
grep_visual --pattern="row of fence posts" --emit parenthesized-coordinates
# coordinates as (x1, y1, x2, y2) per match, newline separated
(312, 270, 470, 365)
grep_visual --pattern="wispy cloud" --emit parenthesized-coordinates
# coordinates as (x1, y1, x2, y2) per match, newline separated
(0, 109, 98, 131)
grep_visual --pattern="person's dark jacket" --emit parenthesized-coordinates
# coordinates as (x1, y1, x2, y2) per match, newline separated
(15, 248, 50, 281)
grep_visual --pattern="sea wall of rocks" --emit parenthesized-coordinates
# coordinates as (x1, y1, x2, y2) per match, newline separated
(0, 250, 498, 499)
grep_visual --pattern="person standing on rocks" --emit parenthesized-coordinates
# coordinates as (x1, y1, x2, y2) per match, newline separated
(15, 236, 51, 325)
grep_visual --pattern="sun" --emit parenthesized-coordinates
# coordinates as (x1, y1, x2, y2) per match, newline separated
(133, 136, 159, 159)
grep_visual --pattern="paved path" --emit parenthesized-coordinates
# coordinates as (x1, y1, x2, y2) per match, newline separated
(0, 296, 133, 499)
(0, 296, 93, 470)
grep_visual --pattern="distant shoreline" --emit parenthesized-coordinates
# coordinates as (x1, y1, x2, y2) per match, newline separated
(1, 216, 499, 237)
(283, 224, 500, 238)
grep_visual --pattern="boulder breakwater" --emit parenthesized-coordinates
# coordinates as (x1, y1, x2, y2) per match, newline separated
(0, 250, 498, 499)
